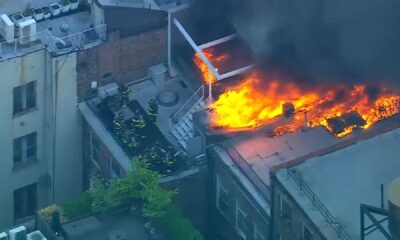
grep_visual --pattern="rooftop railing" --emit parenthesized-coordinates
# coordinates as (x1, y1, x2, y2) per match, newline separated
(169, 84, 205, 128)
(287, 168, 352, 240)
(220, 143, 271, 203)
(0, 24, 106, 60)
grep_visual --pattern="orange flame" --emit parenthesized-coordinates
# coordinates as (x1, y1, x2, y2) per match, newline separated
(211, 75, 400, 137)
(193, 52, 400, 137)
(194, 48, 228, 84)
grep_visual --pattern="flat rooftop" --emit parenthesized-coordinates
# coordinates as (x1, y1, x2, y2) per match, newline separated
(220, 126, 339, 186)
(0, 0, 56, 14)
(97, 0, 189, 11)
(276, 126, 400, 239)
(0, 7, 105, 61)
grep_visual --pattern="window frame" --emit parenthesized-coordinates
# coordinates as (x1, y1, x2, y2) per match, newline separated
(13, 183, 37, 221)
(235, 200, 248, 240)
(279, 194, 293, 224)
(13, 132, 37, 168)
(216, 175, 229, 219)
(302, 224, 314, 240)
(254, 223, 266, 240)
(13, 81, 37, 115)
(89, 130, 101, 170)
(110, 158, 121, 179)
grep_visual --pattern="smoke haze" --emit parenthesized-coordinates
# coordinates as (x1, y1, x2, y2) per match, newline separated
(193, 0, 400, 85)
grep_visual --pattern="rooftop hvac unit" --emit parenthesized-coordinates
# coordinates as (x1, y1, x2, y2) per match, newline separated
(27, 231, 47, 240)
(98, 82, 119, 99)
(17, 19, 36, 45)
(8, 226, 26, 240)
(0, 232, 8, 240)
(149, 64, 167, 86)
(0, 14, 15, 43)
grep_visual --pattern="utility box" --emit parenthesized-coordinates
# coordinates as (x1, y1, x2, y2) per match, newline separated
(149, 64, 167, 86)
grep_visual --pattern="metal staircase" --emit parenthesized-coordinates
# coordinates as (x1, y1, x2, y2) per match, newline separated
(170, 85, 206, 149)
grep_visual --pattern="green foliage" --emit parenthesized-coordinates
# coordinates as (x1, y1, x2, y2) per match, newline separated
(23, 3, 31, 16)
(89, 172, 111, 213)
(63, 193, 92, 219)
(159, 206, 204, 240)
(60, 0, 71, 6)
(88, 157, 176, 218)
(141, 183, 177, 219)
(39, 204, 67, 223)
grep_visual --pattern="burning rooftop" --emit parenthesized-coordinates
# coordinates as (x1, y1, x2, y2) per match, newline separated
(193, 47, 400, 138)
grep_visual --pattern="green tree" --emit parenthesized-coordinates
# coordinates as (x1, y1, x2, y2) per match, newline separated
(141, 181, 177, 219)
(89, 156, 176, 218)
(89, 171, 110, 213)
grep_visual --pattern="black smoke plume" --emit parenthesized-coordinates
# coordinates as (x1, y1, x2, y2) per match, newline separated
(191, 0, 400, 86)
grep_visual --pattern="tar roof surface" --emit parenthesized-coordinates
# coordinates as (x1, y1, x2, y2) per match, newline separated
(276, 127, 400, 239)
(220, 126, 339, 185)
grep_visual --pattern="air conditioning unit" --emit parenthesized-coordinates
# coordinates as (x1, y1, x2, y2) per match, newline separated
(8, 226, 26, 240)
(0, 14, 15, 43)
(98, 82, 119, 99)
(0, 232, 8, 240)
(149, 64, 167, 86)
(27, 231, 47, 240)
(17, 19, 36, 45)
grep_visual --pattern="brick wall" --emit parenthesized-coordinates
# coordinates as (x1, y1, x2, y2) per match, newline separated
(77, 27, 167, 100)
(82, 121, 125, 189)
(271, 175, 326, 240)
(210, 152, 271, 240)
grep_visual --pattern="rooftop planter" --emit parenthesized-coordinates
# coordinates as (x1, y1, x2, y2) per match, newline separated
(70, 0, 79, 10)
(33, 8, 44, 21)
(42, 6, 51, 19)
(23, 7, 33, 20)
(59, 0, 71, 13)
(10, 12, 24, 24)
(50, 3, 61, 17)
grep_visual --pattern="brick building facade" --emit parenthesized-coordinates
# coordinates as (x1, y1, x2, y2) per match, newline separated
(77, 3, 168, 100)
(271, 175, 325, 240)
(208, 146, 270, 240)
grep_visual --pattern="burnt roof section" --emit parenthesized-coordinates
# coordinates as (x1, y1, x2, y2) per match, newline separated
(103, 6, 167, 37)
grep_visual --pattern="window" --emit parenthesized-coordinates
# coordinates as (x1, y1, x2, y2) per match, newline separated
(302, 225, 313, 240)
(254, 223, 266, 240)
(90, 131, 101, 168)
(111, 159, 121, 179)
(13, 132, 37, 166)
(13, 81, 36, 114)
(279, 194, 292, 225)
(216, 176, 229, 218)
(14, 183, 37, 221)
(236, 201, 248, 239)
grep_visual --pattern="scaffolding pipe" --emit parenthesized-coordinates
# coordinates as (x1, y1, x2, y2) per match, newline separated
(173, 18, 220, 80)
(198, 34, 237, 49)
(217, 64, 255, 80)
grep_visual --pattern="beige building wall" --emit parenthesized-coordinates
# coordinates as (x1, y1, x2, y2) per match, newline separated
(0, 49, 83, 230)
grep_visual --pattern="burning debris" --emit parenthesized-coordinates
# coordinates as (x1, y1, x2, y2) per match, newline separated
(282, 102, 295, 118)
(326, 111, 366, 136)
(193, 51, 400, 137)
